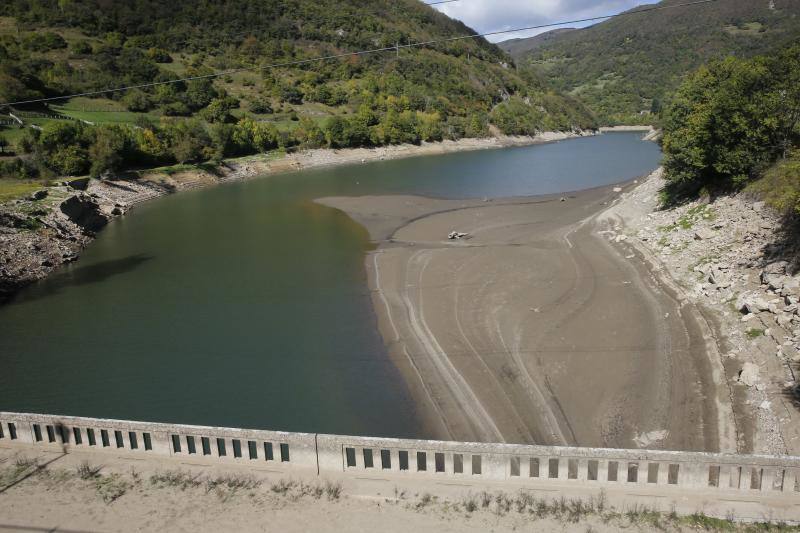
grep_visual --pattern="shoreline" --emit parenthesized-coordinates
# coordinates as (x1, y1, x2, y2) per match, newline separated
(0, 131, 596, 303)
(318, 170, 732, 451)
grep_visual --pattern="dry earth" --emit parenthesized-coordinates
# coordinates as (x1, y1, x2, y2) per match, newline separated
(319, 175, 734, 452)
(0, 447, 790, 533)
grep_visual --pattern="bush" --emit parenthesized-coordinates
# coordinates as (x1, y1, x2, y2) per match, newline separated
(70, 40, 93, 55)
(146, 47, 173, 63)
(249, 98, 273, 114)
(22, 32, 67, 52)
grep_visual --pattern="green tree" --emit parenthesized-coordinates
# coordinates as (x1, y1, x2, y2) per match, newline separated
(661, 45, 800, 200)
(89, 125, 130, 177)
(293, 117, 325, 148)
(123, 89, 151, 112)
(165, 119, 209, 164)
(201, 97, 237, 123)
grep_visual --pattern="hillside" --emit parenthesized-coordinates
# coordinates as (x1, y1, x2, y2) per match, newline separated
(501, 0, 800, 124)
(498, 29, 576, 58)
(0, 0, 597, 186)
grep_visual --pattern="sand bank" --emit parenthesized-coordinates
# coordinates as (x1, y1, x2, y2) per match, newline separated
(318, 177, 733, 451)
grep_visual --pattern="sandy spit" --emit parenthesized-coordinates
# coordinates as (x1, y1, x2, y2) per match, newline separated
(318, 172, 732, 452)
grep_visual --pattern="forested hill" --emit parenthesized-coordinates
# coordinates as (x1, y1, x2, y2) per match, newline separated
(500, 0, 800, 124)
(0, 0, 595, 164)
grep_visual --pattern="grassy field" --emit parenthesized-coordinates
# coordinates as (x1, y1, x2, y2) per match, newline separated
(0, 179, 47, 203)
(0, 126, 27, 150)
(51, 98, 160, 124)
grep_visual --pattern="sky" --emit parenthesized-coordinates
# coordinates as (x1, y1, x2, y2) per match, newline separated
(432, 0, 658, 42)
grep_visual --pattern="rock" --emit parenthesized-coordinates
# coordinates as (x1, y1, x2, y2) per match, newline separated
(614, 234, 628, 243)
(694, 229, 714, 240)
(752, 201, 765, 212)
(762, 261, 788, 277)
(66, 177, 90, 191)
(737, 362, 760, 386)
(29, 190, 48, 201)
(59, 194, 112, 234)
(736, 293, 770, 314)
(758, 400, 771, 410)
(613, 187, 622, 193)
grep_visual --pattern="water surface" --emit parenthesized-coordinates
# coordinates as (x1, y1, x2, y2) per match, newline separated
(0, 133, 661, 437)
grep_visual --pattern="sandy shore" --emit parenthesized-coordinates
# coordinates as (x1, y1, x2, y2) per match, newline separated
(319, 176, 734, 451)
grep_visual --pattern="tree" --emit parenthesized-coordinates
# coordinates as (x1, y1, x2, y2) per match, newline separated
(89, 126, 129, 177)
(165, 119, 209, 164)
(661, 45, 800, 201)
(323, 116, 348, 148)
(123, 89, 151, 112)
(293, 117, 325, 148)
(0, 136, 8, 154)
(184, 79, 218, 110)
(200, 96, 238, 123)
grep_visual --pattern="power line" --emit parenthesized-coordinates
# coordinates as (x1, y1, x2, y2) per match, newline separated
(1, 0, 717, 107)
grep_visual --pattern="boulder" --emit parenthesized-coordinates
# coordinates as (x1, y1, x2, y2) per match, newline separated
(737, 362, 760, 387)
(66, 177, 90, 191)
(59, 194, 112, 234)
(736, 293, 770, 314)
(694, 229, 714, 240)
(29, 190, 48, 201)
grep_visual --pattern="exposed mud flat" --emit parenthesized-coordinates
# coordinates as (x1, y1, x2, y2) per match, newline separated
(319, 179, 733, 451)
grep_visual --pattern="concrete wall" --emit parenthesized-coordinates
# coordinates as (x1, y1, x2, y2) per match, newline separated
(2, 411, 799, 496)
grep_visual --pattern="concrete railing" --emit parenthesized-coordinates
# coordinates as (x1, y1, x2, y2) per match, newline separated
(2, 412, 799, 495)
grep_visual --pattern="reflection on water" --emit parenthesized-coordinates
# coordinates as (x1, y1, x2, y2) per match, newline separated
(9, 254, 154, 306)
(0, 133, 661, 438)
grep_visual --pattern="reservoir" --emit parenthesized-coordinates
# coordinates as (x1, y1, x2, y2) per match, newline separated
(0, 133, 661, 438)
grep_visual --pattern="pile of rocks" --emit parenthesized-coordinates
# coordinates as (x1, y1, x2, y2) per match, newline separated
(602, 169, 800, 455)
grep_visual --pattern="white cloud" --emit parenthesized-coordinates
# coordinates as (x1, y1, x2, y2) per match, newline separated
(433, 0, 656, 42)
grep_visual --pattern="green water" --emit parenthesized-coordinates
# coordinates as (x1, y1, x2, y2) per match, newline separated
(0, 133, 661, 438)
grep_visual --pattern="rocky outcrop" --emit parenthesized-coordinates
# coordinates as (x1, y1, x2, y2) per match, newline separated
(59, 193, 115, 234)
(0, 178, 160, 303)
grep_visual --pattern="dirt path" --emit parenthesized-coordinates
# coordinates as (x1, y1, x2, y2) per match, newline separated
(319, 180, 732, 451)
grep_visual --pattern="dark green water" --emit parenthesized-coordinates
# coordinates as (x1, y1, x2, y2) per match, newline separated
(0, 133, 661, 437)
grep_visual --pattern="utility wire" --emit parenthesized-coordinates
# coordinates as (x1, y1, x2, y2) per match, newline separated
(1, 0, 717, 107)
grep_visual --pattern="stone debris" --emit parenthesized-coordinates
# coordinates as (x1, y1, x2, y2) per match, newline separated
(598, 167, 800, 456)
(738, 362, 760, 387)
(448, 231, 469, 240)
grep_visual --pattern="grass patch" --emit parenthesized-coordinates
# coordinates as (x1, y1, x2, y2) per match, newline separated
(659, 204, 716, 233)
(746, 328, 765, 339)
(149, 469, 203, 490)
(77, 461, 101, 480)
(94, 473, 130, 504)
(0, 179, 48, 203)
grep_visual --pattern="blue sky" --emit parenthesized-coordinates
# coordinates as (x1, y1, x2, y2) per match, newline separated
(432, 0, 658, 42)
